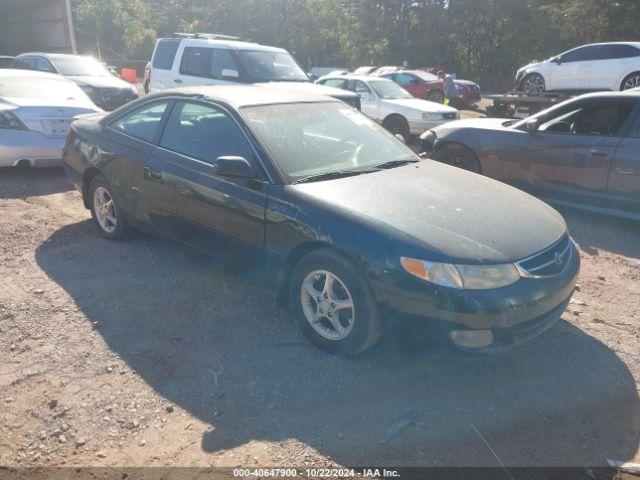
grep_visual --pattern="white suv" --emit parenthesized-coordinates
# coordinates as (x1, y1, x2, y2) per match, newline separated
(516, 42, 640, 94)
(147, 33, 360, 109)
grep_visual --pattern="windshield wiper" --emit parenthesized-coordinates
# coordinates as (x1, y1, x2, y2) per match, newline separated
(294, 169, 375, 184)
(373, 158, 420, 170)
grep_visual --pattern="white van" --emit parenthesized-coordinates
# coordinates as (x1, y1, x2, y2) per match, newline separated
(147, 33, 361, 109)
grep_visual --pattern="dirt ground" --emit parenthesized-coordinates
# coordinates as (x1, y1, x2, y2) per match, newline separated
(1, 105, 639, 469)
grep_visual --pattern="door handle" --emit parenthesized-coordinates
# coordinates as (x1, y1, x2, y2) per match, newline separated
(590, 149, 609, 157)
(174, 79, 183, 84)
(615, 166, 635, 175)
(144, 166, 163, 182)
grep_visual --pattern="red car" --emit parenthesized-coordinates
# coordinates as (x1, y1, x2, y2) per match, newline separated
(380, 70, 481, 106)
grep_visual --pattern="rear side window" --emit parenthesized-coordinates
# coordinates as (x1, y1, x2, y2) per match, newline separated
(111, 102, 170, 143)
(180, 47, 240, 80)
(598, 44, 640, 60)
(152, 39, 181, 70)
(160, 102, 254, 163)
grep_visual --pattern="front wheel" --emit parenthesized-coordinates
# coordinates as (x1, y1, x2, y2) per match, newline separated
(520, 73, 546, 94)
(89, 175, 131, 241)
(382, 115, 410, 142)
(290, 249, 381, 356)
(433, 144, 481, 173)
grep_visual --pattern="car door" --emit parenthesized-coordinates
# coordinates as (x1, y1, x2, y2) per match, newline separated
(101, 100, 173, 219)
(606, 104, 640, 214)
(522, 99, 636, 207)
(548, 46, 597, 91)
(142, 100, 268, 269)
(345, 80, 378, 119)
(590, 44, 640, 90)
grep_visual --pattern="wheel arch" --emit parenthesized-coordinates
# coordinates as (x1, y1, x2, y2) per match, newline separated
(434, 140, 483, 174)
(275, 241, 364, 307)
(81, 167, 103, 209)
(620, 71, 640, 90)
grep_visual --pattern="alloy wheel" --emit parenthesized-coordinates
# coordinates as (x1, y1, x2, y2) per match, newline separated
(300, 269, 355, 341)
(523, 74, 545, 94)
(93, 186, 117, 234)
(623, 74, 640, 90)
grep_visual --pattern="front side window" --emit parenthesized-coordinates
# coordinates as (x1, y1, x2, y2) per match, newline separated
(36, 58, 55, 73)
(560, 46, 598, 63)
(210, 48, 240, 80)
(242, 102, 417, 182)
(537, 101, 635, 136)
(236, 50, 308, 82)
(111, 102, 170, 142)
(347, 80, 371, 96)
(160, 102, 254, 163)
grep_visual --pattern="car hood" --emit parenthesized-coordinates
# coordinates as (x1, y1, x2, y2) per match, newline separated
(68, 75, 133, 90)
(293, 160, 566, 264)
(384, 97, 458, 113)
(257, 81, 358, 99)
(428, 117, 513, 137)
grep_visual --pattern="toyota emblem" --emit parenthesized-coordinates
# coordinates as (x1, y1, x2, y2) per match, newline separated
(555, 252, 564, 266)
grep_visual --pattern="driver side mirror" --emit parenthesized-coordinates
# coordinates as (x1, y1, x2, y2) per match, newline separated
(526, 118, 540, 132)
(553, 56, 562, 65)
(213, 156, 256, 178)
(221, 69, 240, 81)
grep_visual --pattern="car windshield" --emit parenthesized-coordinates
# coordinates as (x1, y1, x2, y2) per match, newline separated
(368, 80, 413, 99)
(242, 102, 419, 183)
(236, 50, 309, 82)
(51, 56, 112, 77)
(413, 70, 438, 82)
(0, 76, 89, 101)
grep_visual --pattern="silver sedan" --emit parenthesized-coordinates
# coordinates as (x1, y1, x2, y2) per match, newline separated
(0, 70, 102, 168)
(317, 74, 459, 140)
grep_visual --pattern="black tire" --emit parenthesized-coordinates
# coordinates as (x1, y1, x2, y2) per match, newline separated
(520, 73, 546, 94)
(88, 175, 131, 241)
(427, 89, 445, 103)
(290, 249, 381, 356)
(433, 143, 481, 173)
(382, 115, 410, 142)
(620, 72, 640, 91)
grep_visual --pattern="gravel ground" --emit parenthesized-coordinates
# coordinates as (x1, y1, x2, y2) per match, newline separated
(0, 105, 639, 469)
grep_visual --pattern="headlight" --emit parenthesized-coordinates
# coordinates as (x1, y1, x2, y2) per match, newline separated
(422, 112, 443, 121)
(400, 257, 520, 289)
(0, 110, 27, 130)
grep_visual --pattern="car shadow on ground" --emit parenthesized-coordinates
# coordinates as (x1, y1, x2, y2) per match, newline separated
(0, 167, 73, 199)
(36, 220, 640, 466)
(558, 206, 640, 259)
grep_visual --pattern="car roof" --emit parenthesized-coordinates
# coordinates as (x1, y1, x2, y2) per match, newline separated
(16, 52, 96, 60)
(568, 41, 640, 49)
(158, 37, 287, 53)
(572, 90, 640, 100)
(144, 85, 340, 108)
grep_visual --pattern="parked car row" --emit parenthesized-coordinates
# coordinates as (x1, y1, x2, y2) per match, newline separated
(61, 85, 580, 356)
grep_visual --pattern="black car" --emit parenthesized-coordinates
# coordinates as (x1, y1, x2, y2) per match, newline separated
(63, 86, 579, 355)
(13, 53, 138, 111)
(421, 92, 640, 220)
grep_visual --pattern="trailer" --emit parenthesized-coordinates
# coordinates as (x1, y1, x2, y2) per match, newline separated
(485, 91, 574, 119)
(0, 0, 76, 56)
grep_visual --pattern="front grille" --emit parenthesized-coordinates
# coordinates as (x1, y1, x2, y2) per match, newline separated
(516, 235, 571, 277)
(93, 87, 135, 111)
(443, 112, 458, 120)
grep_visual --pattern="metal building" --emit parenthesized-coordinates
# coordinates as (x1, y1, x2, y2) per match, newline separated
(0, 0, 76, 55)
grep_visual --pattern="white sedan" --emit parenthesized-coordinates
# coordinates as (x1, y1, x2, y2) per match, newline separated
(0, 70, 102, 168)
(317, 75, 459, 140)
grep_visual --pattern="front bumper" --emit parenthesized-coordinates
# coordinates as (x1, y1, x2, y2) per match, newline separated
(409, 118, 458, 136)
(0, 130, 64, 167)
(374, 240, 580, 351)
